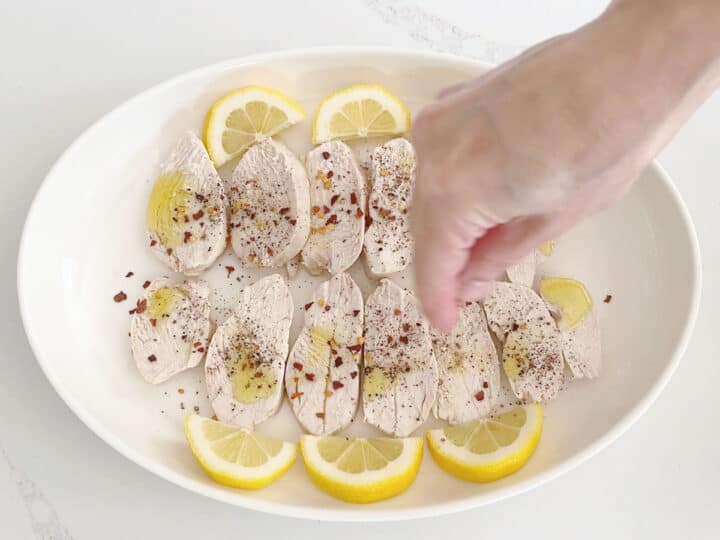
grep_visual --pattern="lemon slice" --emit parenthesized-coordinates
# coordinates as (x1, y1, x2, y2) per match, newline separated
(538, 240, 555, 257)
(184, 414, 297, 489)
(312, 84, 411, 144)
(203, 85, 306, 167)
(426, 404, 542, 482)
(300, 435, 423, 503)
(539, 278, 592, 329)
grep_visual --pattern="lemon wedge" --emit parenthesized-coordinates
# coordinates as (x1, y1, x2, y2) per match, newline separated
(539, 277, 592, 329)
(312, 84, 411, 144)
(203, 85, 306, 167)
(426, 404, 542, 482)
(184, 414, 297, 489)
(300, 435, 422, 503)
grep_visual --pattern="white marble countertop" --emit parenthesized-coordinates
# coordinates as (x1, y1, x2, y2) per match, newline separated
(1, 1, 718, 537)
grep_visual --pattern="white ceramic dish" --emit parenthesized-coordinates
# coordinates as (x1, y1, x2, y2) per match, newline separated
(17, 48, 700, 521)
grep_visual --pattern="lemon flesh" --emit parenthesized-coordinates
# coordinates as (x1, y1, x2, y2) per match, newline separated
(539, 278, 592, 329)
(203, 85, 306, 167)
(426, 404, 543, 483)
(184, 414, 297, 489)
(300, 435, 422, 503)
(313, 84, 411, 144)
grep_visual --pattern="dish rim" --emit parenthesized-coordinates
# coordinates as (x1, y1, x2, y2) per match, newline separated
(16, 46, 702, 521)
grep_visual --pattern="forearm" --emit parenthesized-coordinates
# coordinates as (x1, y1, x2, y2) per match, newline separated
(570, 0, 720, 177)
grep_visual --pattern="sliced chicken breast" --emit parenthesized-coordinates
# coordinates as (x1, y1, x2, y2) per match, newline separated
(146, 132, 227, 276)
(506, 242, 554, 287)
(540, 277, 601, 379)
(301, 141, 366, 275)
(432, 301, 501, 424)
(130, 276, 211, 384)
(227, 138, 310, 268)
(285, 273, 363, 435)
(483, 282, 564, 402)
(363, 279, 438, 437)
(363, 138, 416, 277)
(205, 274, 293, 428)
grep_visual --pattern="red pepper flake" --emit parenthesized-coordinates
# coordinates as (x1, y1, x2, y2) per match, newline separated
(475, 390, 485, 401)
(304, 301, 314, 310)
(399, 336, 409, 345)
(142, 280, 151, 289)
(350, 192, 357, 205)
(350, 371, 358, 379)
(192, 209, 204, 220)
(347, 344, 362, 353)
(332, 381, 344, 390)
(326, 171, 334, 179)
(178, 388, 185, 395)
(125, 271, 134, 278)
(166, 248, 173, 256)
(330, 348, 338, 355)
(192, 341, 202, 348)
(225, 265, 235, 277)
(290, 391, 304, 400)
(135, 299, 147, 314)
(289, 219, 297, 226)
(511, 323, 520, 331)
(352, 309, 360, 317)
(323, 205, 331, 214)
(324, 305, 331, 312)
(254, 371, 263, 378)
(197, 347, 205, 353)
(113, 291, 127, 302)
(149, 318, 157, 327)
(267, 246, 274, 256)
(604, 294, 613, 304)
(325, 214, 338, 226)
(483, 381, 489, 389)
(305, 373, 316, 382)
(322, 151, 330, 159)
(334, 357, 343, 367)
(150, 239, 157, 247)
(183, 231, 192, 243)
(315, 412, 325, 419)
(330, 194, 340, 205)
(355, 207, 364, 219)
(147, 354, 157, 362)
(279, 207, 290, 215)
(293, 362, 304, 371)
(393, 308, 401, 316)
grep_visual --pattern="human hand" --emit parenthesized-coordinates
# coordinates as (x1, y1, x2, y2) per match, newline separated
(411, 0, 720, 331)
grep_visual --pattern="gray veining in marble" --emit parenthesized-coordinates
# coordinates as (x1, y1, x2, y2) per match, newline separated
(364, 0, 523, 61)
(3, 450, 74, 540)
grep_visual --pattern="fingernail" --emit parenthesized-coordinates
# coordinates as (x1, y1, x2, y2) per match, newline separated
(459, 279, 493, 302)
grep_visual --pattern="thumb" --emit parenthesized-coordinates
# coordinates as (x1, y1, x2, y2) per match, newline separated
(457, 213, 564, 300)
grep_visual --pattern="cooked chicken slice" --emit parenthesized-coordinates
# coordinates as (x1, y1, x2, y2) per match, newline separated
(432, 302, 501, 424)
(146, 133, 227, 276)
(483, 282, 564, 402)
(285, 273, 363, 435)
(301, 141, 366, 275)
(130, 276, 211, 384)
(506, 242, 554, 287)
(363, 279, 438, 437)
(227, 138, 310, 268)
(540, 277, 601, 379)
(205, 274, 293, 428)
(363, 138, 416, 277)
